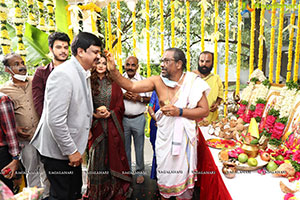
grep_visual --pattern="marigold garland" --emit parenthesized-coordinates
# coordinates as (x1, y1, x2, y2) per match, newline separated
(37, 0, 47, 31)
(171, 0, 175, 48)
(200, 2, 205, 51)
(249, 0, 256, 76)
(27, 0, 36, 26)
(224, 0, 229, 117)
(275, 0, 285, 84)
(65, 5, 73, 41)
(0, 0, 10, 55)
(78, 3, 83, 32)
(160, 0, 164, 57)
(214, 0, 218, 74)
(269, 0, 277, 83)
(258, 7, 265, 70)
(293, 4, 300, 82)
(13, 0, 26, 59)
(186, 1, 190, 71)
(132, 8, 136, 57)
(104, 21, 108, 50)
(146, 0, 151, 77)
(46, 0, 55, 33)
(117, 1, 122, 74)
(107, 3, 112, 51)
(286, 0, 296, 81)
(236, 0, 242, 96)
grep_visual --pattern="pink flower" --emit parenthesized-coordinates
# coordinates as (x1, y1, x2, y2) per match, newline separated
(284, 193, 295, 200)
(257, 168, 266, 175)
(289, 172, 300, 182)
(265, 115, 277, 132)
(274, 160, 284, 165)
(237, 104, 247, 115)
(235, 147, 244, 154)
(292, 151, 300, 164)
(228, 151, 238, 158)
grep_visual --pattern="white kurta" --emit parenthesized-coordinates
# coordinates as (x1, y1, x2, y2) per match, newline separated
(155, 72, 210, 198)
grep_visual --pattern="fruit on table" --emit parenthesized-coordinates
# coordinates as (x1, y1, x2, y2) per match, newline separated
(250, 139, 259, 145)
(238, 153, 248, 163)
(266, 161, 278, 171)
(260, 152, 271, 162)
(276, 155, 284, 161)
(247, 158, 258, 167)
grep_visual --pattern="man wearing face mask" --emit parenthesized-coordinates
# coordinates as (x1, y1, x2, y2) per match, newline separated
(194, 51, 223, 124)
(122, 56, 151, 184)
(32, 32, 70, 117)
(0, 53, 47, 196)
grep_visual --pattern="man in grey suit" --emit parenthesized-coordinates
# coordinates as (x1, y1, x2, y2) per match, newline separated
(30, 32, 102, 200)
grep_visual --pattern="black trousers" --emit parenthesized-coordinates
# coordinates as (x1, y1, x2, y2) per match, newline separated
(0, 146, 14, 192)
(41, 155, 82, 200)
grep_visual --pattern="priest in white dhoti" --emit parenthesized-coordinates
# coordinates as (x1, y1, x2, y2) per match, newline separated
(106, 47, 210, 199)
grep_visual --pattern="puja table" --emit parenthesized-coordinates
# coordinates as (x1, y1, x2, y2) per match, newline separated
(199, 126, 289, 200)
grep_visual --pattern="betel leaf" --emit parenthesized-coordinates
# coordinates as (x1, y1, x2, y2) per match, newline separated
(250, 77, 259, 83)
(276, 117, 288, 125)
(262, 79, 271, 88)
(55, 0, 69, 35)
(256, 98, 267, 104)
(286, 80, 299, 90)
(241, 100, 248, 105)
(268, 108, 280, 117)
(24, 23, 51, 66)
(269, 138, 282, 146)
(249, 104, 256, 111)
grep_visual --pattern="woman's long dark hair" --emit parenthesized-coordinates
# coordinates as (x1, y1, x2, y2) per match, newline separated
(90, 55, 112, 97)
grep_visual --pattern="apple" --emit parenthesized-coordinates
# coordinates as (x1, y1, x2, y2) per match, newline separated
(260, 152, 271, 162)
(266, 161, 278, 171)
(276, 155, 284, 161)
(238, 153, 248, 163)
(248, 158, 258, 167)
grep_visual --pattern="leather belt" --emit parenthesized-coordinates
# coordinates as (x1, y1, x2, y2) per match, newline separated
(124, 113, 144, 119)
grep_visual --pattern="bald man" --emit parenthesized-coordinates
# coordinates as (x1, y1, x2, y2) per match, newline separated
(122, 56, 151, 184)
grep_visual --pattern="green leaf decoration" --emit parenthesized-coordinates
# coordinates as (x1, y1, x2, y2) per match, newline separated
(55, 0, 69, 34)
(24, 23, 51, 66)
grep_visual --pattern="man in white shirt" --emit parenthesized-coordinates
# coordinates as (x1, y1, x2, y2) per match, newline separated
(122, 56, 151, 184)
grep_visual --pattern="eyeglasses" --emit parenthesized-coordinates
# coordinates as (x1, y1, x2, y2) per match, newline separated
(160, 58, 177, 65)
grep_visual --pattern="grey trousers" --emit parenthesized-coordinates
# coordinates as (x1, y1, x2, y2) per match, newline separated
(123, 114, 145, 175)
(20, 141, 50, 198)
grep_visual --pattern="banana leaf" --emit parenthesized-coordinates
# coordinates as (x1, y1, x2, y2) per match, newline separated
(55, 0, 69, 34)
(6, 23, 51, 67)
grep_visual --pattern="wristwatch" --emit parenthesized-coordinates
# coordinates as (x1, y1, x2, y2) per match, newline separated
(12, 154, 20, 160)
(140, 97, 144, 103)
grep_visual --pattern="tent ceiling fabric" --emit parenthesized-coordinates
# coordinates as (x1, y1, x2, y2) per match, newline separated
(66, 0, 138, 11)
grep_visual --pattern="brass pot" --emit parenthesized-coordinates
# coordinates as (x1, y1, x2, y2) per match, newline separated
(222, 161, 237, 179)
(241, 143, 259, 158)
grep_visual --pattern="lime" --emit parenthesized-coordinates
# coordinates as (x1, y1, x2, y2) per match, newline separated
(238, 153, 248, 163)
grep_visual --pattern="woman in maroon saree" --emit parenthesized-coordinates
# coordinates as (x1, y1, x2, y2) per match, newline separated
(87, 55, 131, 200)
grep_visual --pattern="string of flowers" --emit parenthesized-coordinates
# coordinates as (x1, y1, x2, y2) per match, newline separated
(0, 0, 11, 55)
(160, 0, 164, 57)
(224, 0, 229, 117)
(96, 10, 101, 36)
(286, 0, 296, 81)
(293, 3, 300, 83)
(65, 5, 73, 41)
(249, 0, 256, 76)
(117, 1, 122, 74)
(200, 1, 205, 51)
(258, 6, 265, 70)
(132, 8, 136, 57)
(275, 0, 285, 84)
(105, 22, 108, 50)
(186, 0, 190, 71)
(13, 0, 26, 59)
(27, 0, 36, 26)
(171, 0, 175, 48)
(37, 0, 47, 31)
(213, 0, 218, 74)
(269, 0, 277, 83)
(107, 3, 112, 51)
(236, 82, 255, 118)
(146, 0, 151, 77)
(78, 3, 83, 32)
(46, 0, 55, 33)
(236, 0, 242, 96)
